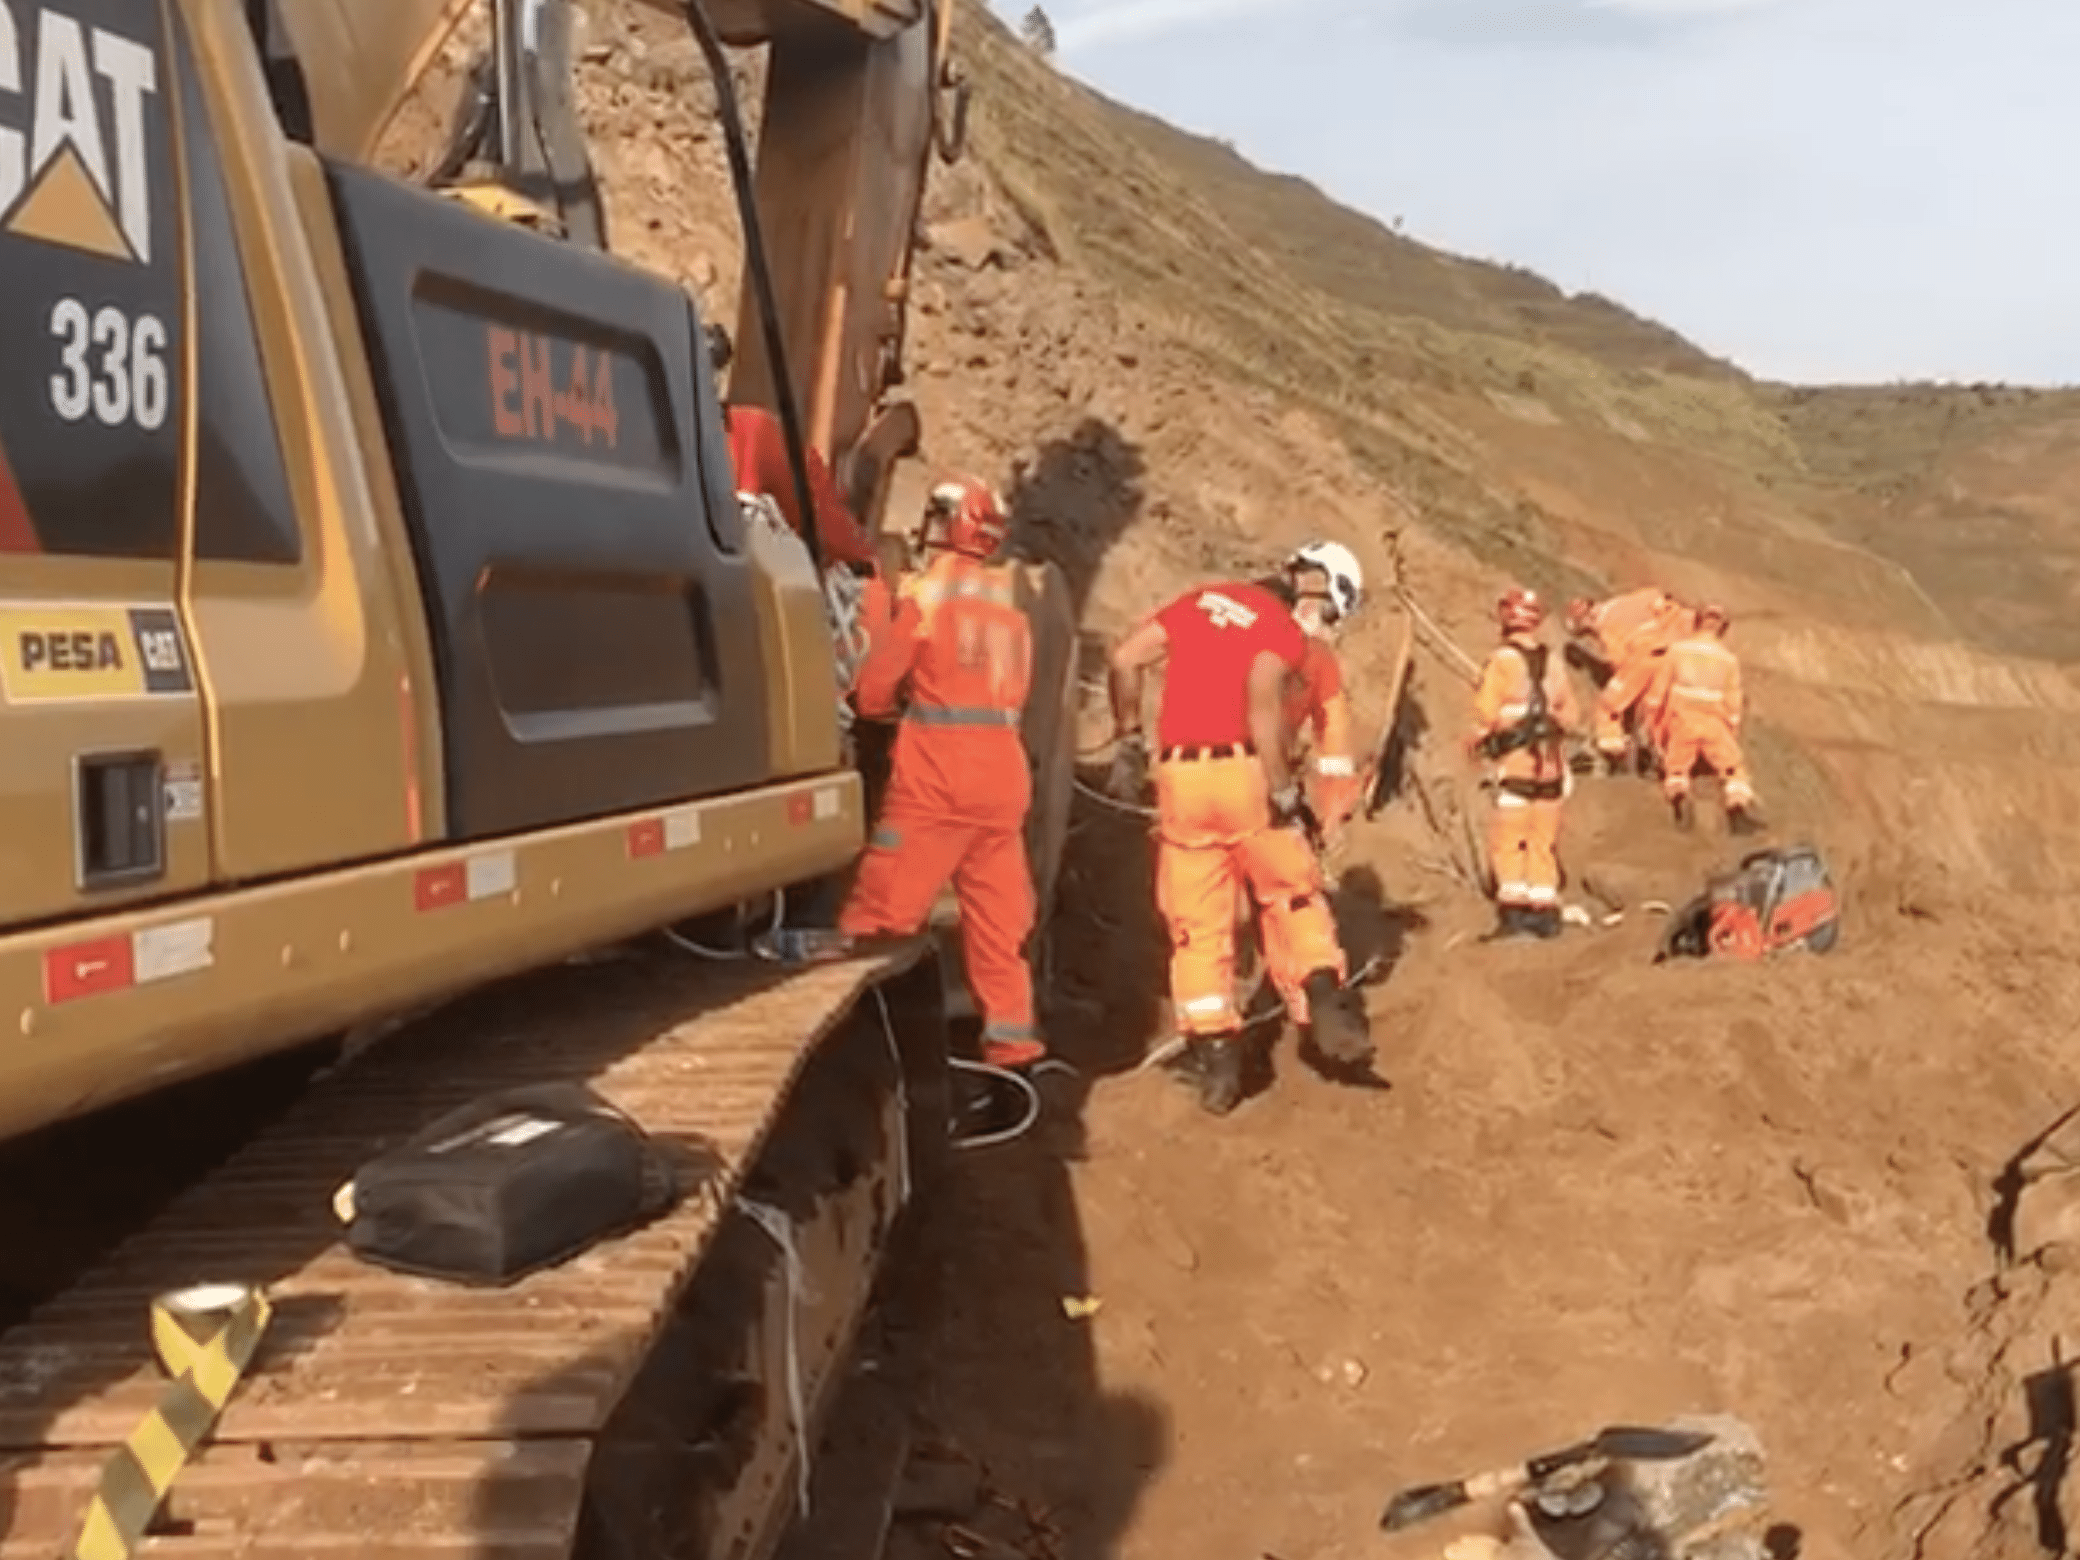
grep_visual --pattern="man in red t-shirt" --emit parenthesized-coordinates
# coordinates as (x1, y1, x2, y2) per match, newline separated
(1106, 578, 1371, 1115)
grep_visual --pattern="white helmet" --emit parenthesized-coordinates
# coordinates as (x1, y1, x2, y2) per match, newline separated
(1286, 540, 1365, 623)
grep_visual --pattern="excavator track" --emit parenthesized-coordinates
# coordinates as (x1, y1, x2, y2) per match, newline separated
(0, 940, 947, 1560)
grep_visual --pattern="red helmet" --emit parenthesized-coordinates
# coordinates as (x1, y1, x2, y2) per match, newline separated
(925, 476, 1009, 559)
(1498, 587, 1545, 634)
(1564, 595, 1596, 635)
(1696, 602, 1730, 632)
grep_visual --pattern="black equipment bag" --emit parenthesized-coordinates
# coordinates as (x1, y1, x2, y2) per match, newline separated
(344, 1083, 681, 1286)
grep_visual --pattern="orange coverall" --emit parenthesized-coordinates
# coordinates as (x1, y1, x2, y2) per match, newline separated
(840, 550, 1042, 1062)
(725, 404, 879, 569)
(1237, 636, 1361, 1026)
(1650, 633, 1757, 810)
(1584, 589, 1690, 760)
(1470, 635, 1581, 910)
(1146, 583, 1347, 1038)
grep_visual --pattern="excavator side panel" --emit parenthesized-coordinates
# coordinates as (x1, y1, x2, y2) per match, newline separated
(177, 0, 439, 879)
(323, 160, 783, 839)
(0, 0, 212, 926)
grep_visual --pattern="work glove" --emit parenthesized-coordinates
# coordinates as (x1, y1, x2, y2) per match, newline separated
(1270, 784, 1322, 845)
(1106, 731, 1149, 801)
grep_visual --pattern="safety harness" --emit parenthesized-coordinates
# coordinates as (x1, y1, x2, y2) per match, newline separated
(1479, 642, 1568, 800)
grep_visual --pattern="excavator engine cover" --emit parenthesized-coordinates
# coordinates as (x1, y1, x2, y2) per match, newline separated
(1658, 845, 1841, 964)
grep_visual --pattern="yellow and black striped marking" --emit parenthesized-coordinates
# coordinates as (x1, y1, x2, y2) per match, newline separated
(69, 1284, 272, 1560)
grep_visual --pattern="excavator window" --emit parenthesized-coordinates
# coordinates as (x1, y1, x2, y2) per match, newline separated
(174, 15, 305, 567)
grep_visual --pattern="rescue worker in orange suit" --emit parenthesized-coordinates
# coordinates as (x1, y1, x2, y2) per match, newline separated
(1106, 577, 1373, 1116)
(776, 477, 1046, 1074)
(1563, 588, 1691, 775)
(1649, 603, 1762, 836)
(1467, 587, 1582, 941)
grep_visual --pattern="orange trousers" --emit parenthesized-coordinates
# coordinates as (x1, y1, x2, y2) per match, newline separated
(840, 728, 1037, 1053)
(1488, 791, 1562, 908)
(1661, 714, 1756, 808)
(1595, 652, 1663, 757)
(1156, 754, 1344, 1037)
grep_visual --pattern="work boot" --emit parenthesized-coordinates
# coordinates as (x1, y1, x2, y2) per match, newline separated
(1195, 1036, 1246, 1117)
(1482, 905, 1534, 942)
(1728, 805, 1763, 838)
(1600, 750, 1630, 778)
(1528, 907, 1563, 940)
(1300, 970, 1374, 1068)
(1670, 794, 1695, 833)
(753, 926, 857, 965)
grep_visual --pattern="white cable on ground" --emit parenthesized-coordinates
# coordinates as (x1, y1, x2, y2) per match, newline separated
(735, 1197, 812, 1516)
(667, 891, 788, 962)
(1135, 951, 1386, 1072)
(872, 988, 911, 1207)
(948, 1058, 1040, 1150)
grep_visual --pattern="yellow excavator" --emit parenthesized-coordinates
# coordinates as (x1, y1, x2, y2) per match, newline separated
(0, 0, 1076, 1553)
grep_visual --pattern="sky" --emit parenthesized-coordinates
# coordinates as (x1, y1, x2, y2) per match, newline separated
(984, 0, 2080, 386)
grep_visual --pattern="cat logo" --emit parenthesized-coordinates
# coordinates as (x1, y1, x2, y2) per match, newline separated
(0, 3, 159, 265)
(0, 601, 193, 701)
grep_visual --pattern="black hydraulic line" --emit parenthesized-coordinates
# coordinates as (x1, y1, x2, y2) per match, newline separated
(682, 0, 825, 575)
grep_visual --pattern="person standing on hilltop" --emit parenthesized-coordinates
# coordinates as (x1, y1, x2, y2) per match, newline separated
(1649, 604, 1764, 836)
(1467, 587, 1581, 941)
(1563, 587, 1692, 776)
(1105, 571, 1373, 1116)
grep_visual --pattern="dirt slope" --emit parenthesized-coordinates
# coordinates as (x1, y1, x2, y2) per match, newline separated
(394, 4, 2080, 1553)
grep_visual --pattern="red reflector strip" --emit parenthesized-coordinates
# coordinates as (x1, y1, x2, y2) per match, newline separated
(45, 936, 136, 1004)
(788, 795, 814, 827)
(415, 863, 467, 912)
(628, 819, 666, 859)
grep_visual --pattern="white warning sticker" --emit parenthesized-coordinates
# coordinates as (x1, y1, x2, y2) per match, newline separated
(466, 850, 516, 900)
(664, 806, 701, 851)
(133, 918, 213, 984)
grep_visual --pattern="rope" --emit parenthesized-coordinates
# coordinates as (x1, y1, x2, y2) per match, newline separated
(1392, 582, 1482, 685)
(1135, 951, 1385, 1072)
(872, 989, 911, 1207)
(1073, 776, 1158, 819)
(736, 1198, 814, 1517)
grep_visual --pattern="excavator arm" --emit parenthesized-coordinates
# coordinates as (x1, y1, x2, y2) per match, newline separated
(269, 0, 953, 532)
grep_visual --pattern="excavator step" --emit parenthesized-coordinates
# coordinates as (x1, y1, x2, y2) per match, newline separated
(0, 941, 947, 1559)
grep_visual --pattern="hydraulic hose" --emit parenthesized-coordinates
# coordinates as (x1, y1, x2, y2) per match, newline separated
(682, 0, 825, 575)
